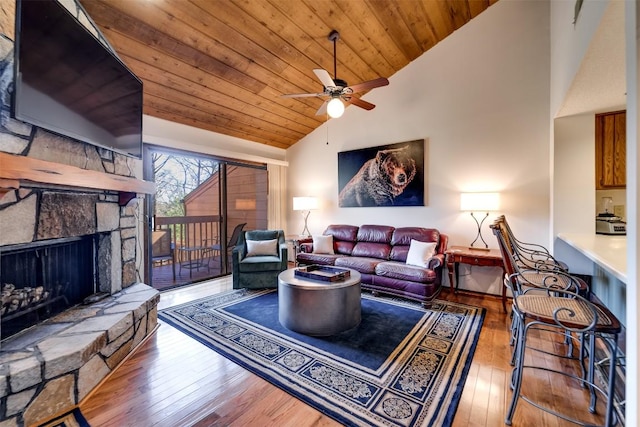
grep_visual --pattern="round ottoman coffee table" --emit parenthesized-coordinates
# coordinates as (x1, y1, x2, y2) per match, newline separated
(278, 268, 361, 336)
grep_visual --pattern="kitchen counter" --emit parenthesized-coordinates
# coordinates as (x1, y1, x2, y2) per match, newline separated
(556, 233, 626, 282)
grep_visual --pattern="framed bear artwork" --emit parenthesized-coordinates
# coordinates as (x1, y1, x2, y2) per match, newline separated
(338, 139, 425, 207)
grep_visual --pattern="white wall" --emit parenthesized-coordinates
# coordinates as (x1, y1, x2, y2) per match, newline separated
(550, 0, 615, 242)
(553, 113, 596, 234)
(625, 2, 639, 425)
(143, 115, 288, 166)
(286, 0, 550, 294)
(551, 0, 637, 421)
(550, 0, 609, 118)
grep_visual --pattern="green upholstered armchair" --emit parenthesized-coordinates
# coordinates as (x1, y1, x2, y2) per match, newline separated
(232, 229, 288, 289)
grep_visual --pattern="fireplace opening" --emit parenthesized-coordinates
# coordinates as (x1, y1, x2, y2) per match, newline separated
(0, 235, 97, 341)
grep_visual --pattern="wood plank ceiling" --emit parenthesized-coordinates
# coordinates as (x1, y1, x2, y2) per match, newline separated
(79, 0, 497, 149)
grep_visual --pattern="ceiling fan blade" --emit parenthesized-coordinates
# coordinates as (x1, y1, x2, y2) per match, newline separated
(281, 92, 325, 98)
(346, 77, 389, 94)
(344, 96, 375, 111)
(315, 100, 328, 116)
(313, 69, 336, 89)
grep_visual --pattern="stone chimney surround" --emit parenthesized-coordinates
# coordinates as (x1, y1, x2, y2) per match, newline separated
(0, 6, 159, 424)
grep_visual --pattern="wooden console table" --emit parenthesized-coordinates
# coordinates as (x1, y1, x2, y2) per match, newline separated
(445, 246, 507, 312)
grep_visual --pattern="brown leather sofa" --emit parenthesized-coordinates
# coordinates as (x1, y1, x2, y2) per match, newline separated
(297, 224, 448, 307)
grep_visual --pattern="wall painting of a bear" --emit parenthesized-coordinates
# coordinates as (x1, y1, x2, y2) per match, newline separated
(337, 139, 424, 207)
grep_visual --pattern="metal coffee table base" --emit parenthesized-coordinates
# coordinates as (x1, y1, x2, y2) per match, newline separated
(278, 268, 361, 336)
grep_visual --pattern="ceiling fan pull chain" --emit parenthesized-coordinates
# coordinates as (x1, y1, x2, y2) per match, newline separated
(326, 113, 330, 145)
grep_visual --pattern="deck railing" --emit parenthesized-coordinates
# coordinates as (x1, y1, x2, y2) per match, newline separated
(153, 215, 221, 272)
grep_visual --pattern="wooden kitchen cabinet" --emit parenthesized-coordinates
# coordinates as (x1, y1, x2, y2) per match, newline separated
(595, 110, 626, 189)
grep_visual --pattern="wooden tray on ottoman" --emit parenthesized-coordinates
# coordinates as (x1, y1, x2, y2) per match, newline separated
(294, 265, 351, 282)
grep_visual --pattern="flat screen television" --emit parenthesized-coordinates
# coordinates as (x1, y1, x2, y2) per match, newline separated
(13, 0, 143, 158)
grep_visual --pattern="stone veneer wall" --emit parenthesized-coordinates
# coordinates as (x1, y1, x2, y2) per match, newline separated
(0, 1, 160, 425)
(0, 14, 143, 292)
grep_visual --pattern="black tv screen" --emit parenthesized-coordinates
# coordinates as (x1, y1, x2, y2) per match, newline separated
(13, 0, 143, 158)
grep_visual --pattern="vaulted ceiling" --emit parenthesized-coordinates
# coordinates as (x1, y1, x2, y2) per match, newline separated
(79, 0, 497, 149)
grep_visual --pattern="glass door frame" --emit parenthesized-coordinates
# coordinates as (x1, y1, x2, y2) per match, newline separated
(142, 144, 267, 288)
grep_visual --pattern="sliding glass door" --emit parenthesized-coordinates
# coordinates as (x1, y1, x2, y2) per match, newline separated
(143, 146, 267, 290)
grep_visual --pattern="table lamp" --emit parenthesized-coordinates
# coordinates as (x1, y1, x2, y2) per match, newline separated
(460, 192, 500, 250)
(293, 196, 318, 237)
(235, 199, 256, 222)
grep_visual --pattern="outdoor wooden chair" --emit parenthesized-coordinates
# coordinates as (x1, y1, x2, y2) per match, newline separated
(151, 229, 175, 280)
(202, 223, 246, 272)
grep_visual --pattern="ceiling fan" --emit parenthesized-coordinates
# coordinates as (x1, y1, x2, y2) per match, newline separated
(281, 30, 389, 118)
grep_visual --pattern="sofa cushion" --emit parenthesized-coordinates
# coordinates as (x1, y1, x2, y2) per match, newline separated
(351, 242, 391, 260)
(298, 240, 354, 256)
(357, 225, 395, 243)
(375, 261, 436, 283)
(405, 240, 437, 267)
(389, 227, 440, 262)
(297, 252, 345, 266)
(245, 229, 281, 241)
(312, 235, 334, 254)
(325, 224, 359, 241)
(239, 256, 283, 272)
(246, 239, 278, 257)
(335, 241, 356, 255)
(335, 256, 382, 274)
(391, 227, 440, 246)
(322, 224, 359, 255)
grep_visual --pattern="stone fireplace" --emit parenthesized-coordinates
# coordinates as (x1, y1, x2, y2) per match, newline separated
(0, 2, 159, 425)
(1, 235, 97, 340)
(0, 184, 142, 340)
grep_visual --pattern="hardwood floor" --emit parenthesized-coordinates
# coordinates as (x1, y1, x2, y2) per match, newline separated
(80, 278, 613, 427)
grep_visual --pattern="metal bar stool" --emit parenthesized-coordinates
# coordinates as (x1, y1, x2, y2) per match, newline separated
(491, 220, 590, 368)
(505, 275, 621, 427)
(496, 215, 570, 273)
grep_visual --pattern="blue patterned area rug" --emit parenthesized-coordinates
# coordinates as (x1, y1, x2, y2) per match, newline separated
(159, 289, 485, 427)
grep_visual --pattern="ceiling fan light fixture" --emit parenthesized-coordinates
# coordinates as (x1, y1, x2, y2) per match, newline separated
(280, 29, 388, 117)
(327, 97, 344, 118)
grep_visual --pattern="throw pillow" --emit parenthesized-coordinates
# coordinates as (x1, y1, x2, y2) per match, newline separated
(406, 239, 437, 267)
(246, 239, 278, 257)
(312, 235, 334, 254)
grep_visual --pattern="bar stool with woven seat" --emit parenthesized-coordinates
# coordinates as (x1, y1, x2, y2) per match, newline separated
(505, 272, 621, 427)
(496, 215, 570, 273)
(492, 217, 588, 298)
(491, 220, 590, 366)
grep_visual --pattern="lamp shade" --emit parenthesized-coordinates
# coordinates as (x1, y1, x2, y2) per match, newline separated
(327, 98, 344, 118)
(293, 196, 318, 211)
(460, 192, 500, 212)
(235, 199, 256, 210)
